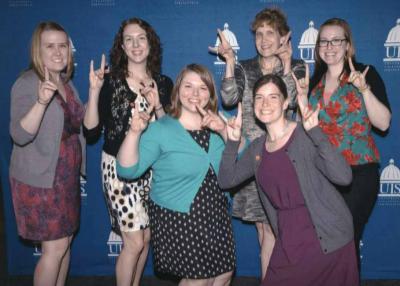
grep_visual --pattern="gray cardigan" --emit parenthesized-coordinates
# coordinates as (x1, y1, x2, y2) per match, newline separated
(218, 124, 354, 254)
(9, 70, 85, 188)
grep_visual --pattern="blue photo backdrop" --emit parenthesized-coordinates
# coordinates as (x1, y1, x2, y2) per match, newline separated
(1, 0, 399, 279)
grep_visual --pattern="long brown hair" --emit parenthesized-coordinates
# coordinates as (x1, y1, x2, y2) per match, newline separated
(30, 21, 74, 81)
(169, 64, 218, 119)
(110, 17, 162, 79)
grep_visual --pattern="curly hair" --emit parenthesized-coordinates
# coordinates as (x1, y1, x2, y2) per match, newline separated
(169, 64, 218, 119)
(251, 7, 290, 37)
(109, 17, 162, 79)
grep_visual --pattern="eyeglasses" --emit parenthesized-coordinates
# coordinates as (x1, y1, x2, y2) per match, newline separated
(318, 39, 347, 47)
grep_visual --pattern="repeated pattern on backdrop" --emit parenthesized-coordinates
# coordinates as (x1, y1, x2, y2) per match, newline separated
(0, 0, 399, 279)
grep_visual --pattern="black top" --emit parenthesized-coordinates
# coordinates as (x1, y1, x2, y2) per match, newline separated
(83, 73, 173, 156)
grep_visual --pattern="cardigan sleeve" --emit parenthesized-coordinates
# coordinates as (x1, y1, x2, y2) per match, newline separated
(10, 73, 38, 146)
(218, 138, 258, 189)
(220, 62, 246, 107)
(116, 121, 162, 180)
(306, 126, 352, 186)
(366, 64, 391, 112)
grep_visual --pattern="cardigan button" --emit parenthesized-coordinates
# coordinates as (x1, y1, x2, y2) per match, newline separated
(319, 236, 322, 240)
(324, 249, 327, 253)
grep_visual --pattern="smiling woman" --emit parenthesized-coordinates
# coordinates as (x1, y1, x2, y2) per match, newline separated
(309, 18, 392, 268)
(82, 17, 173, 286)
(9, 21, 85, 286)
(116, 64, 236, 286)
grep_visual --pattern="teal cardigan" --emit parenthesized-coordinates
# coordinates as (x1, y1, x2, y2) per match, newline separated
(117, 115, 225, 213)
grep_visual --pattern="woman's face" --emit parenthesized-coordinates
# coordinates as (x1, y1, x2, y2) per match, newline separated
(318, 25, 349, 67)
(255, 23, 283, 58)
(254, 82, 288, 125)
(178, 71, 211, 115)
(40, 30, 69, 75)
(122, 23, 150, 65)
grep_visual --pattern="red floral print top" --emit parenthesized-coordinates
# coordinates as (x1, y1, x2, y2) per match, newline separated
(309, 73, 380, 166)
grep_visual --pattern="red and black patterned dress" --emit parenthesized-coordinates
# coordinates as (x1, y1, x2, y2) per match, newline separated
(10, 84, 84, 241)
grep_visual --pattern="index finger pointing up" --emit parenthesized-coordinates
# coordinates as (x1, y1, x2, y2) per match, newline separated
(100, 54, 106, 71)
(44, 66, 50, 81)
(236, 102, 242, 120)
(196, 104, 207, 117)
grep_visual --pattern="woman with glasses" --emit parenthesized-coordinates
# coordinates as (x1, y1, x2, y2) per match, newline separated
(309, 18, 391, 266)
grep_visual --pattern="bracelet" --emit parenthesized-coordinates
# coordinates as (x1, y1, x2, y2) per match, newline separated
(37, 98, 50, 106)
(155, 105, 163, 111)
(358, 84, 370, 93)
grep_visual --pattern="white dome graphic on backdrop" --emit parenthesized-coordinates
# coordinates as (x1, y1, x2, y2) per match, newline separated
(384, 19, 400, 62)
(298, 21, 318, 64)
(214, 23, 240, 65)
(378, 159, 400, 205)
(107, 230, 122, 257)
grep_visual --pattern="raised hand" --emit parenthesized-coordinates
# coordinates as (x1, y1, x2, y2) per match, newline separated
(37, 66, 57, 105)
(224, 102, 242, 141)
(275, 31, 293, 74)
(292, 63, 309, 109)
(140, 80, 159, 112)
(196, 104, 226, 134)
(129, 103, 151, 134)
(348, 57, 370, 92)
(89, 54, 106, 91)
(299, 102, 319, 131)
(208, 29, 236, 63)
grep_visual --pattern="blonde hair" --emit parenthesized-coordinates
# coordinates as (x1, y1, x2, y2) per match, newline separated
(30, 21, 74, 81)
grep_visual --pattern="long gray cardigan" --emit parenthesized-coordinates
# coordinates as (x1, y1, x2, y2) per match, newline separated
(218, 124, 354, 254)
(9, 70, 85, 188)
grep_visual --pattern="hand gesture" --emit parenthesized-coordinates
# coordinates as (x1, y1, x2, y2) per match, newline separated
(38, 67, 57, 105)
(128, 103, 151, 134)
(275, 31, 293, 73)
(299, 101, 319, 131)
(208, 29, 236, 63)
(291, 63, 309, 108)
(223, 102, 242, 141)
(89, 54, 107, 91)
(348, 57, 369, 92)
(196, 105, 226, 134)
(140, 80, 159, 112)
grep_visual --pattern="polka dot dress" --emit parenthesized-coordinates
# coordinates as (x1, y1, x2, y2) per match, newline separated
(149, 129, 236, 279)
(102, 152, 151, 232)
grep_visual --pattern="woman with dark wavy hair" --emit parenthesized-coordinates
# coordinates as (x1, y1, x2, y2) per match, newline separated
(83, 17, 172, 286)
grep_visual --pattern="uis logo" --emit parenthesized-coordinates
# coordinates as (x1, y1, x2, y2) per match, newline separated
(378, 159, 400, 206)
(213, 23, 240, 75)
(107, 230, 122, 258)
(80, 175, 88, 203)
(33, 243, 41, 257)
(383, 19, 400, 71)
(298, 21, 318, 64)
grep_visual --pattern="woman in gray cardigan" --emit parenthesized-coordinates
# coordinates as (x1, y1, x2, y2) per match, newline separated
(218, 73, 359, 286)
(9, 22, 84, 286)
